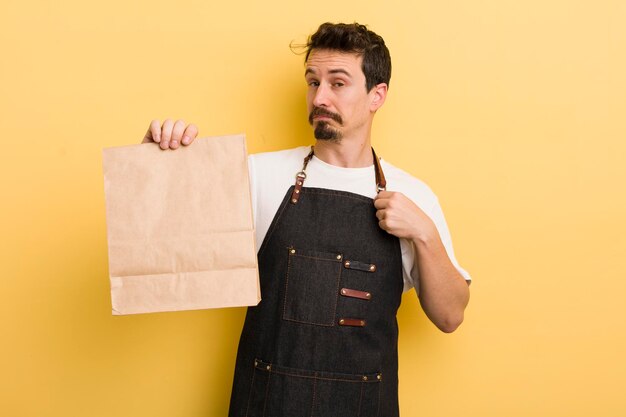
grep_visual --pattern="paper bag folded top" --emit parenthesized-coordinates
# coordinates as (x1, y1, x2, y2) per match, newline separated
(102, 134, 260, 315)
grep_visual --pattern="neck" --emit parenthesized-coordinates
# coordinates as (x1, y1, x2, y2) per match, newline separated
(313, 136, 373, 168)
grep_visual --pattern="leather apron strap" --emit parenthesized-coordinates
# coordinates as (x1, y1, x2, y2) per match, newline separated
(290, 146, 387, 204)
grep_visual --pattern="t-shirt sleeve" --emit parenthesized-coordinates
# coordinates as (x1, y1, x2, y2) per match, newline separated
(388, 166, 471, 292)
(423, 197, 472, 283)
(402, 195, 471, 293)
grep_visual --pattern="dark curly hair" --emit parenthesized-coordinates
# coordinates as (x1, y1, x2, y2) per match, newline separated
(304, 22, 392, 92)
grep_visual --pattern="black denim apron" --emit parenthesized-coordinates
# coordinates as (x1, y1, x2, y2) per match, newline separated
(229, 148, 404, 417)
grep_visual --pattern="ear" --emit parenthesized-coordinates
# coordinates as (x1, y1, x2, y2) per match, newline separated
(369, 83, 388, 112)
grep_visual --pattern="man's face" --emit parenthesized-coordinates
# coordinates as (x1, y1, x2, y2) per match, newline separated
(305, 49, 377, 142)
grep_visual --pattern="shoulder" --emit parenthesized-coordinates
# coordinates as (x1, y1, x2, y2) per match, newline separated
(380, 159, 439, 210)
(248, 146, 311, 186)
(250, 146, 311, 168)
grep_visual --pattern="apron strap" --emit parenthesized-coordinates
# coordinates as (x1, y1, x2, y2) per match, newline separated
(290, 146, 386, 204)
(372, 148, 387, 193)
(290, 147, 315, 204)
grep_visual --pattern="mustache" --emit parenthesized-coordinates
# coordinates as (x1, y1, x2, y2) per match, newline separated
(308, 107, 343, 125)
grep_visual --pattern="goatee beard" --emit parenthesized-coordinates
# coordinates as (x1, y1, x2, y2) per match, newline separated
(309, 106, 343, 142)
(314, 122, 342, 142)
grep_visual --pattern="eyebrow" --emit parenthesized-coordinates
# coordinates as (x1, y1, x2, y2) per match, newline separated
(305, 68, 352, 77)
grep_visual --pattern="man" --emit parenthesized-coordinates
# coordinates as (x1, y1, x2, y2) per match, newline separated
(143, 22, 470, 417)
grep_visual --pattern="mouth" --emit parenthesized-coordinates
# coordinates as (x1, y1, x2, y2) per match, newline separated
(312, 115, 334, 122)
(309, 107, 343, 125)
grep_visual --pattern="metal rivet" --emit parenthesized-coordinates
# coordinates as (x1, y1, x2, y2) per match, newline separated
(266, 365, 271, 371)
(360, 320, 365, 326)
(295, 189, 300, 194)
(336, 254, 342, 260)
(341, 289, 346, 295)
(369, 265, 376, 272)
(344, 261, 350, 267)
(362, 376, 368, 381)
(377, 374, 382, 380)
(254, 360, 258, 366)
(290, 249, 295, 254)
(291, 199, 297, 203)
(297, 181, 302, 186)
(339, 319, 345, 325)
(366, 293, 371, 299)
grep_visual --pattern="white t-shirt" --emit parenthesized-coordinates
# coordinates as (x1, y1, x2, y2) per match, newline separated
(248, 146, 471, 292)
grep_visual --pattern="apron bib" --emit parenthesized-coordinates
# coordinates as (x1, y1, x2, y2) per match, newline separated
(229, 148, 404, 417)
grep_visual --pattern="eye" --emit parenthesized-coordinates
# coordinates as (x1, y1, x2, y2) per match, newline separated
(333, 82, 345, 87)
(307, 80, 320, 87)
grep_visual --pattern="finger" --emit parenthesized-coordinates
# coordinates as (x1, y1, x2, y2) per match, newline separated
(169, 119, 186, 149)
(150, 119, 162, 143)
(373, 197, 388, 210)
(181, 123, 198, 146)
(160, 119, 174, 150)
(142, 120, 160, 143)
(375, 209, 385, 221)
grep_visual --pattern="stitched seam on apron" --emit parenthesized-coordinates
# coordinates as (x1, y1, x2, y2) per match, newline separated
(357, 381, 364, 417)
(307, 190, 374, 203)
(282, 317, 336, 327)
(262, 369, 380, 383)
(376, 379, 381, 417)
(291, 254, 341, 262)
(282, 249, 342, 327)
(262, 371, 271, 417)
(244, 367, 256, 417)
(282, 254, 292, 324)
(310, 376, 317, 417)
(302, 188, 375, 204)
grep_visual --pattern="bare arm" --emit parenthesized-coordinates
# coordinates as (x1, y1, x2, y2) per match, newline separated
(374, 191, 469, 333)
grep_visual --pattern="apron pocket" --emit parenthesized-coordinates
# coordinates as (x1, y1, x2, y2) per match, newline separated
(283, 247, 343, 326)
(247, 359, 381, 417)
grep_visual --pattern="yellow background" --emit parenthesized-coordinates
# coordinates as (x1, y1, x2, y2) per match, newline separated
(1, 0, 625, 416)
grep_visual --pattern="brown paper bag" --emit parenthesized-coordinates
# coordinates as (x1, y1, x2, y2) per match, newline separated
(102, 134, 259, 315)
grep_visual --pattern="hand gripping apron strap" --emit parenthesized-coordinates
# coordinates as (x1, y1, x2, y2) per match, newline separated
(290, 146, 387, 204)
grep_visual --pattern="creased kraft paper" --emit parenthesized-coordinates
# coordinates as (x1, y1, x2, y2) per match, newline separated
(102, 134, 260, 315)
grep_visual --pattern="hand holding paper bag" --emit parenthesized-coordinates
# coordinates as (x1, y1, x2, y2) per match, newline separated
(141, 119, 199, 150)
(102, 134, 260, 315)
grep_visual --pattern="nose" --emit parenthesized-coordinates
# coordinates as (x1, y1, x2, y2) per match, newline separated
(312, 83, 330, 107)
